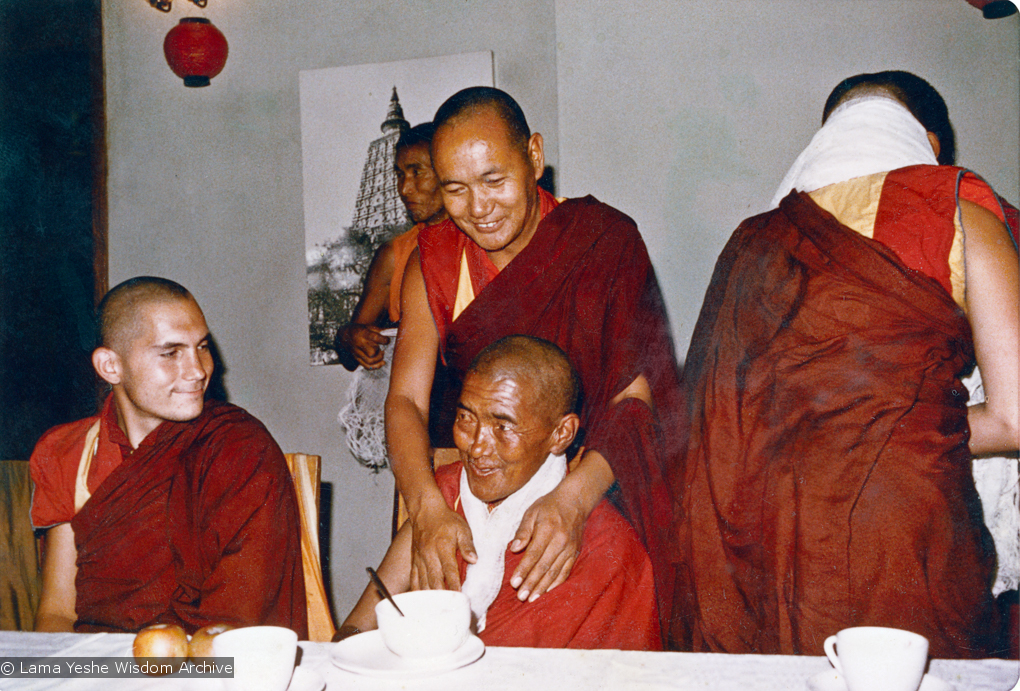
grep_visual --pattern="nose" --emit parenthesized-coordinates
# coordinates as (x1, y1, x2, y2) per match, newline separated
(399, 174, 414, 199)
(467, 423, 491, 460)
(468, 188, 494, 219)
(182, 348, 212, 382)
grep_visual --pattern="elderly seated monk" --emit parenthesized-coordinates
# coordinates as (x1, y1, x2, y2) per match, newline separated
(30, 276, 307, 636)
(340, 335, 661, 650)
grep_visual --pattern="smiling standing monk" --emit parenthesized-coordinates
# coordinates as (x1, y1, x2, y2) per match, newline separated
(30, 276, 306, 636)
(385, 87, 683, 636)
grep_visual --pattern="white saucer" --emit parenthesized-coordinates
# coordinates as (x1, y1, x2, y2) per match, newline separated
(807, 670, 955, 691)
(288, 666, 326, 691)
(330, 630, 484, 679)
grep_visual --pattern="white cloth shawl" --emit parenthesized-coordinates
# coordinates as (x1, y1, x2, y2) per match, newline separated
(769, 95, 938, 209)
(459, 453, 567, 631)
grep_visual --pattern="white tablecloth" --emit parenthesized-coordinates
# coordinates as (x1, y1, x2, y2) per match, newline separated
(1, 632, 1017, 691)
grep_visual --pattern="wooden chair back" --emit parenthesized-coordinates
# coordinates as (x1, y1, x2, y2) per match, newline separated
(283, 453, 336, 641)
(0, 460, 41, 630)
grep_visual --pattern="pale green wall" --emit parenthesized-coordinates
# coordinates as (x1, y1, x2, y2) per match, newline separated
(556, 0, 1019, 354)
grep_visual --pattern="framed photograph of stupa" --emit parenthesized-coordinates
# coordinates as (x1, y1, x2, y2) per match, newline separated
(299, 51, 494, 366)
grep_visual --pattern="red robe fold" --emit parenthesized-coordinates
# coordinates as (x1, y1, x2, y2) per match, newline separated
(31, 397, 307, 637)
(672, 173, 999, 658)
(436, 463, 661, 650)
(418, 194, 684, 636)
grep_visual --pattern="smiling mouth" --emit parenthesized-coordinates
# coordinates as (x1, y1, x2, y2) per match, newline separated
(467, 463, 500, 477)
(474, 219, 501, 231)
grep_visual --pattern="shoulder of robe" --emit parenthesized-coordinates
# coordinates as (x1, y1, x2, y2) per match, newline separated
(186, 401, 284, 468)
(559, 195, 640, 234)
(31, 415, 101, 463)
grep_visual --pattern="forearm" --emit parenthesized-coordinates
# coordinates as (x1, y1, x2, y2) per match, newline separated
(968, 403, 1019, 456)
(34, 611, 76, 633)
(35, 523, 77, 632)
(334, 267, 391, 370)
(346, 242, 395, 331)
(960, 200, 1018, 457)
(340, 587, 382, 636)
(340, 526, 412, 635)
(385, 395, 444, 520)
(557, 449, 615, 517)
(386, 250, 447, 519)
(558, 374, 644, 514)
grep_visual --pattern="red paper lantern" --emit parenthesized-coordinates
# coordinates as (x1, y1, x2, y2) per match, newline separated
(163, 18, 228, 87)
(964, 0, 1018, 18)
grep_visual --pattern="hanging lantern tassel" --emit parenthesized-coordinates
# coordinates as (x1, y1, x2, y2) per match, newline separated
(163, 18, 228, 87)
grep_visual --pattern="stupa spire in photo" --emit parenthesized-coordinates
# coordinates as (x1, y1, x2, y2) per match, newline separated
(349, 87, 411, 243)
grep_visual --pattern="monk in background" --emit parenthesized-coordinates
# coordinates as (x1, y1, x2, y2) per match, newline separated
(31, 276, 306, 636)
(334, 122, 448, 371)
(385, 87, 682, 637)
(343, 336, 660, 649)
(672, 71, 1018, 657)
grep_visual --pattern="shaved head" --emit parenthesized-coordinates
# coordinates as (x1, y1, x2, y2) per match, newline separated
(822, 70, 955, 165)
(433, 86, 532, 155)
(97, 276, 195, 353)
(396, 121, 437, 154)
(467, 335, 580, 422)
(457, 335, 581, 503)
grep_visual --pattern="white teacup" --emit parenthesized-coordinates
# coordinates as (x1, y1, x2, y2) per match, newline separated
(824, 626, 928, 691)
(375, 590, 471, 658)
(212, 625, 297, 691)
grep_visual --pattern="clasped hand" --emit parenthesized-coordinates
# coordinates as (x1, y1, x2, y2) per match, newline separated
(336, 324, 390, 369)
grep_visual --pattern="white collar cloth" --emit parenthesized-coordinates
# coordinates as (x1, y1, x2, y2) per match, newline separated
(769, 95, 938, 209)
(459, 453, 567, 631)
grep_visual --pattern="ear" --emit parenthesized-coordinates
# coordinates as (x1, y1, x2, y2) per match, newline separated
(549, 412, 580, 456)
(527, 132, 545, 182)
(92, 347, 122, 386)
(926, 132, 941, 160)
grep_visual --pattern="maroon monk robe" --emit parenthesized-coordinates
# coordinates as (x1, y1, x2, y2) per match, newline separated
(436, 463, 662, 650)
(36, 399, 307, 636)
(418, 195, 684, 638)
(671, 189, 998, 658)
